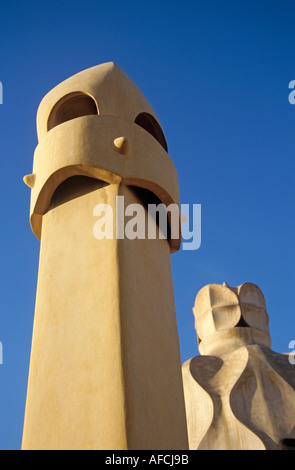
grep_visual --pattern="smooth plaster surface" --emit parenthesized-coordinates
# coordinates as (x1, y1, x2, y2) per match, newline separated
(22, 63, 188, 450)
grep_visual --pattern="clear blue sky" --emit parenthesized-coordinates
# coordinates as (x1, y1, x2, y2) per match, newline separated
(0, 0, 294, 450)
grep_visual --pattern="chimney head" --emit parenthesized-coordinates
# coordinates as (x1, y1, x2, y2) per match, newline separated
(26, 63, 180, 251)
(193, 282, 271, 355)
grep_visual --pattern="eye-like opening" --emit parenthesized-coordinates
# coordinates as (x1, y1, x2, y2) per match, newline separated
(135, 112, 168, 152)
(47, 92, 98, 131)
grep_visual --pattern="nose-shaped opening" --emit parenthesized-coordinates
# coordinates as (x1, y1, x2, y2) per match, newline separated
(47, 92, 98, 131)
(135, 112, 168, 152)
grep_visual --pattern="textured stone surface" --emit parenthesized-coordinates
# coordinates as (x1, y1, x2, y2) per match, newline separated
(183, 283, 295, 450)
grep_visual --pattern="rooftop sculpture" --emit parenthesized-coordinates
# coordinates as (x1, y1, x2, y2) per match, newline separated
(22, 63, 294, 451)
(182, 282, 295, 450)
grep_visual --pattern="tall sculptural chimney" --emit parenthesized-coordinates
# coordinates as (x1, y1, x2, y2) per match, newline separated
(22, 63, 188, 450)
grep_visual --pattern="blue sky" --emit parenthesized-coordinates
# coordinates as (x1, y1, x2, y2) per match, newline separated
(0, 0, 294, 450)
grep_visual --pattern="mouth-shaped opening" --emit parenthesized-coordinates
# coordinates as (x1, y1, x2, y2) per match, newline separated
(128, 186, 172, 241)
(48, 175, 108, 210)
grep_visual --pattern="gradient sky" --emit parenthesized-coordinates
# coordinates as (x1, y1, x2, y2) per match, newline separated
(0, 0, 294, 450)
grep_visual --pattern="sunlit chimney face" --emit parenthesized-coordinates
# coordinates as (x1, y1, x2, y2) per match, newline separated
(26, 62, 180, 252)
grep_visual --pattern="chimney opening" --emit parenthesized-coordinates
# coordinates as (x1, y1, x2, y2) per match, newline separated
(135, 112, 168, 152)
(47, 92, 98, 131)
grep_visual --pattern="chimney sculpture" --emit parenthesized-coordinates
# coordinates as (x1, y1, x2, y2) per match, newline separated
(22, 63, 188, 450)
(182, 282, 295, 450)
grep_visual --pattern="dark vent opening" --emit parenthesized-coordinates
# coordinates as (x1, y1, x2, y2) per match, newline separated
(48, 176, 107, 210)
(135, 112, 168, 152)
(280, 439, 295, 450)
(129, 186, 171, 241)
(47, 92, 98, 131)
(236, 316, 250, 328)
